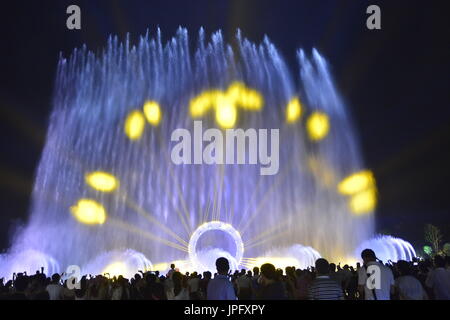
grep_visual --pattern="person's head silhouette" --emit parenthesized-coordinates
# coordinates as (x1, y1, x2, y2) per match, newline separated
(51, 273, 60, 284)
(396, 260, 411, 276)
(329, 263, 336, 273)
(260, 263, 277, 285)
(315, 258, 330, 276)
(215, 257, 230, 275)
(361, 248, 377, 265)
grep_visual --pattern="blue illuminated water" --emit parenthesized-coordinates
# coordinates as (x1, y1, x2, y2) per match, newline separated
(0, 29, 414, 278)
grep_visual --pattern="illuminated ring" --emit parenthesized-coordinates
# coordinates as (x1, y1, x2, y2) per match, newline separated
(188, 221, 244, 271)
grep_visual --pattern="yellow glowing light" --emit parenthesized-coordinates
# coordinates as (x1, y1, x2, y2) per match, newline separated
(189, 90, 220, 117)
(247, 257, 299, 270)
(226, 82, 247, 101)
(124, 110, 145, 140)
(349, 188, 377, 215)
(342, 258, 360, 267)
(152, 260, 191, 273)
(70, 199, 106, 225)
(102, 262, 127, 277)
(190, 82, 263, 128)
(215, 95, 237, 129)
(143, 101, 162, 126)
(235, 89, 263, 110)
(151, 263, 169, 272)
(286, 97, 302, 123)
(306, 112, 330, 141)
(85, 171, 119, 192)
(338, 171, 375, 195)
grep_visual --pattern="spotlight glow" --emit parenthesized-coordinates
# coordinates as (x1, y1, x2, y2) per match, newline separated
(102, 261, 127, 277)
(188, 221, 244, 271)
(70, 199, 106, 225)
(85, 171, 119, 192)
(124, 110, 145, 140)
(349, 188, 377, 215)
(306, 112, 330, 140)
(236, 90, 263, 111)
(189, 90, 218, 117)
(247, 244, 322, 270)
(190, 82, 262, 128)
(249, 257, 299, 269)
(143, 100, 162, 126)
(215, 95, 237, 129)
(286, 97, 302, 123)
(338, 170, 375, 195)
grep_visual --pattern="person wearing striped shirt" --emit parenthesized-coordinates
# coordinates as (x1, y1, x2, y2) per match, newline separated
(308, 258, 345, 300)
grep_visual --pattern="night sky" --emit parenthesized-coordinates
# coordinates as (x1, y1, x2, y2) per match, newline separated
(0, 0, 449, 253)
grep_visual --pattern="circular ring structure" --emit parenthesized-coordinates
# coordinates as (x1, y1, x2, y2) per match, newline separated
(188, 221, 244, 271)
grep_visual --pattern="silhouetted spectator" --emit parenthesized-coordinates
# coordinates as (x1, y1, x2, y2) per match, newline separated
(308, 258, 344, 300)
(425, 255, 450, 300)
(207, 257, 236, 300)
(256, 263, 287, 300)
(394, 260, 427, 300)
(358, 249, 395, 300)
(46, 273, 64, 300)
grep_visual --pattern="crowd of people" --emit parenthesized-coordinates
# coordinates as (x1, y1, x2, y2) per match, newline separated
(1, 249, 449, 300)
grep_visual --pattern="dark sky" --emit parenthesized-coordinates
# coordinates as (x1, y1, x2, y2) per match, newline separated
(0, 0, 449, 252)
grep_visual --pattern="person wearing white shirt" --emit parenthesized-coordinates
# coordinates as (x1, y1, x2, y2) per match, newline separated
(358, 249, 395, 300)
(394, 260, 428, 300)
(46, 274, 64, 300)
(187, 272, 201, 299)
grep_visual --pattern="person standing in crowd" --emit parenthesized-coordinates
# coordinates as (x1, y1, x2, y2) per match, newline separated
(251, 267, 261, 299)
(6, 274, 28, 300)
(236, 270, 253, 300)
(207, 257, 237, 300)
(294, 269, 312, 300)
(394, 260, 428, 300)
(255, 263, 287, 299)
(358, 249, 395, 300)
(187, 272, 201, 300)
(167, 271, 189, 300)
(329, 263, 343, 287)
(308, 258, 344, 300)
(425, 255, 450, 300)
(3, 254, 450, 300)
(199, 271, 211, 299)
(46, 273, 64, 300)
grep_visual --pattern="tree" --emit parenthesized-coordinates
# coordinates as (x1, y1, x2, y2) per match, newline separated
(443, 243, 450, 256)
(424, 224, 443, 255)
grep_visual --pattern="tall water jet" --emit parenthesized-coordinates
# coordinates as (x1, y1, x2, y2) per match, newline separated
(1, 28, 413, 278)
